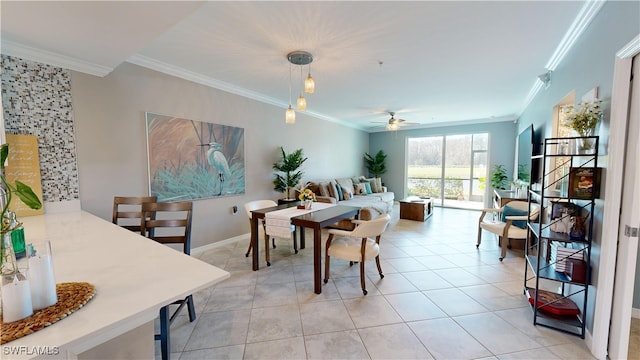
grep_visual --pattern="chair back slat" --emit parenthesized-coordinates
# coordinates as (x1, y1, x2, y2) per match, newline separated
(141, 201, 193, 255)
(112, 196, 157, 232)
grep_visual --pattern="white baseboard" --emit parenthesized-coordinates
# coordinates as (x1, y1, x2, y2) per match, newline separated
(633, 307, 640, 319)
(191, 233, 248, 256)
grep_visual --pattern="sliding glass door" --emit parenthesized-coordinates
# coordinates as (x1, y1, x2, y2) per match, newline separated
(407, 133, 487, 209)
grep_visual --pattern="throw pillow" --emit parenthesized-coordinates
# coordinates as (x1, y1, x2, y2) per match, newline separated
(328, 180, 339, 200)
(336, 178, 354, 194)
(363, 181, 372, 194)
(351, 177, 361, 185)
(343, 188, 352, 200)
(366, 177, 380, 193)
(318, 182, 330, 197)
(501, 205, 528, 229)
(336, 183, 344, 201)
(374, 177, 383, 193)
(354, 183, 366, 195)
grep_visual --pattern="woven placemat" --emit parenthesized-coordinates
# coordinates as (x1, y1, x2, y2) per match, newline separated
(1, 282, 96, 344)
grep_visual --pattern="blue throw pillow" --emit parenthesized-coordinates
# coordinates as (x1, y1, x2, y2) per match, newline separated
(363, 182, 372, 194)
(501, 205, 528, 229)
(336, 183, 344, 201)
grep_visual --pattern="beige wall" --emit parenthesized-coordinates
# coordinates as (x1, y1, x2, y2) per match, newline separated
(72, 62, 369, 248)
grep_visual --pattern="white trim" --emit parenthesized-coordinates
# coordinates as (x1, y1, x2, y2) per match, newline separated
(520, 0, 606, 114)
(126, 55, 361, 131)
(590, 33, 640, 359)
(0, 40, 112, 77)
(545, 0, 607, 71)
(191, 233, 247, 256)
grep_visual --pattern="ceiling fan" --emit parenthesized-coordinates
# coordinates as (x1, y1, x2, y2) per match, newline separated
(372, 112, 418, 131)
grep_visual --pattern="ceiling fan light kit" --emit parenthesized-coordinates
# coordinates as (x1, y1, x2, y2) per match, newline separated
(286, 50, 314, 123)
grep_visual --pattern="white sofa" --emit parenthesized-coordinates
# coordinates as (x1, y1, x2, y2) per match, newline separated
(306, 177, 394, 228)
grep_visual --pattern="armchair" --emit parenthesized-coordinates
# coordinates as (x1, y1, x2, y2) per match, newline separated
(477, 200, 539, 261)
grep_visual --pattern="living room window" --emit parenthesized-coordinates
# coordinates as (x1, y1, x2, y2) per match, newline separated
(407, 133, 488, 209)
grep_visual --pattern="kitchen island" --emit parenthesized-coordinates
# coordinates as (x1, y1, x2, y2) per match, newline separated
(0, 211, 229, 359)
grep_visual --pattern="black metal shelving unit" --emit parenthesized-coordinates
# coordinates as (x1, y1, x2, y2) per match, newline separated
(523, 136, 598, 338)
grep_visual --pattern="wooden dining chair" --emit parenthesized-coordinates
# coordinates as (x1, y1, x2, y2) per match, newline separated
(140, 201, 194, 360)
(112, 196, 157, 232)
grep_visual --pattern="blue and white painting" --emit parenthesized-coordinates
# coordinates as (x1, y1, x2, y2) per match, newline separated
(146, 113, 245, 201)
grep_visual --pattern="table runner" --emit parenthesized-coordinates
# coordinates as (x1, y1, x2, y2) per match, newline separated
(265, 202, 336, 239)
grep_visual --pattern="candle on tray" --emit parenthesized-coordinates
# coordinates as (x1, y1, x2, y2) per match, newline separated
(27, 241, 57, 310)
(1, 272, 33, 322)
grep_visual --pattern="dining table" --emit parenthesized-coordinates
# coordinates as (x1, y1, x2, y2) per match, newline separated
(250, 203, 360, 294)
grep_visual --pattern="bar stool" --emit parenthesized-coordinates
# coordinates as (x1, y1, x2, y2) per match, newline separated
(141, 201, 194, 360)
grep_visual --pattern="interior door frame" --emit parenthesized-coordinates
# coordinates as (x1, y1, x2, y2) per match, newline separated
(590, 33, 640, 359)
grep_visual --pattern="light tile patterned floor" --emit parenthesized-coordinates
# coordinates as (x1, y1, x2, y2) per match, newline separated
(157, 206, 598, 359)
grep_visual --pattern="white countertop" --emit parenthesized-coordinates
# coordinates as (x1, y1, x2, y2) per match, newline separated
(1, 211, 230, 359)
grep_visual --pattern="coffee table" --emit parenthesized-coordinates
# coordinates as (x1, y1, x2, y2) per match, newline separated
(399, 196, 433, 221)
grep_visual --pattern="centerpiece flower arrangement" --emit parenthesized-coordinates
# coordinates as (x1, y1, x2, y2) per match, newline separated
(298, 188, 316, 202)
(562, 99, 603, 150)
(296, 183, 316, 210)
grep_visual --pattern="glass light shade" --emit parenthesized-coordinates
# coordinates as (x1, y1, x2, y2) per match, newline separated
(304, 74, 315, 94)
(387, 123, 398, 131)
(296, 94, 307, 111)
(285, 105, 296, 124)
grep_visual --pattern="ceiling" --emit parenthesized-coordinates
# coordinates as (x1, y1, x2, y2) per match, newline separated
(1, 1, 598, 132)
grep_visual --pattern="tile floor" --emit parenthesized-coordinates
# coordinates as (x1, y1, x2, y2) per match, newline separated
(157, 206, 599, 359)
(630, 318, 640, 360)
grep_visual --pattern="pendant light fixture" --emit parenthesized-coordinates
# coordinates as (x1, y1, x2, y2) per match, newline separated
(296, 66, 307, 111)
(304, 62, 315, 94)
(285, 61, 295, 124)
(286, 51, 314, 123)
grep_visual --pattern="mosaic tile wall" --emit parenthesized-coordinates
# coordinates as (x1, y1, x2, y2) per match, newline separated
(1, 55, 79, 202)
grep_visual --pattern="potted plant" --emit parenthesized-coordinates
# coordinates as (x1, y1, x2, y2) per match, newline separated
(364, 150, 387, 178)
(490, 164, 509, 190)
(272, 147, 307, 200)
(0, 143, 43, 268)
(562, 98, 602, 152)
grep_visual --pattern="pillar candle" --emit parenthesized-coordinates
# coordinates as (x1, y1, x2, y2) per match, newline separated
(27, 242, 57, 310)
(1, 274, 33, 322)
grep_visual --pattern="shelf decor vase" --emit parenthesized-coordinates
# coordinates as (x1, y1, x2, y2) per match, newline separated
(304, 200, 312, 210)
(576, 137, 596, 155)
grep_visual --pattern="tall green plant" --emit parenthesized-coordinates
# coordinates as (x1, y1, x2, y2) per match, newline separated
(273, 147, 307, 199)
(364, 150, 387, 178)
(490, 164, 509, 190)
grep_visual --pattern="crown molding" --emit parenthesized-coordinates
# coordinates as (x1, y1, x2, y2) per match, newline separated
(126, 54, 361, 130)
(519, 0, 606, 117)
(0, 40, 112, 77)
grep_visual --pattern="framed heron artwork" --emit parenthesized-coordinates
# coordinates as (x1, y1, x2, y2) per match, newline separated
(145, 112, 245, 201)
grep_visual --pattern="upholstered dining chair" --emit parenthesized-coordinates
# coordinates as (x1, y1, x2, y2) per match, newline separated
(112, 196, 157, 232)
(477, 200, 540, 261)
(140, 201, 194, 360)
(323, 214, 391, 295)
(244, 200, 297, 266)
